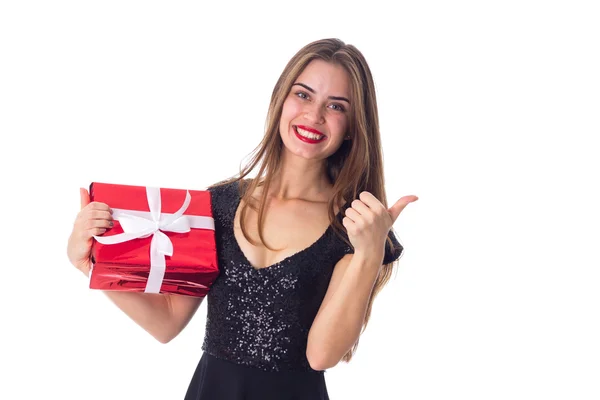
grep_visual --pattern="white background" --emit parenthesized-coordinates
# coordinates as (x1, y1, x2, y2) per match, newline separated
(1, 1, 599, 399)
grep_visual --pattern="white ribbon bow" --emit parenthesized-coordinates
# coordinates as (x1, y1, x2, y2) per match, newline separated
(93, 187, 214, 293)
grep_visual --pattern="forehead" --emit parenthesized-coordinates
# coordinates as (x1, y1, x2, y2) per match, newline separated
(295, 59, 351, 95)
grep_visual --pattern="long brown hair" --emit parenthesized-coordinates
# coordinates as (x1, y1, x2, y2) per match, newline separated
(209, 38, 400, 363)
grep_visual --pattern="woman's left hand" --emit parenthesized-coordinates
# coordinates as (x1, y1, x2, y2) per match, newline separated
(342, 191, 418, 260)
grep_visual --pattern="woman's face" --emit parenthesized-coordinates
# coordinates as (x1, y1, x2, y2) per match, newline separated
(279, 59, 351, 162)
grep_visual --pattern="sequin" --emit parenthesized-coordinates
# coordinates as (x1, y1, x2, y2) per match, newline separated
(200, 179, 403, 372)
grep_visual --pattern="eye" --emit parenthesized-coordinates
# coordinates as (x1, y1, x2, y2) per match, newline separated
(329, 103, 346, 112)
(295, 91, 309, 100)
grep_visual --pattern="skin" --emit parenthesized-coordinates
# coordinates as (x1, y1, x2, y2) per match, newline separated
(280, 58, 416, 252)
(236, 60, 419, 371)
(66, 58, 419, 366)
(235, 59, 353, 267)
(271, 60, 420, 370)
(278, 59, 350, 172)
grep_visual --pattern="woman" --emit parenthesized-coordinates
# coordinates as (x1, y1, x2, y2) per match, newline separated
(67, 38, 418, 399)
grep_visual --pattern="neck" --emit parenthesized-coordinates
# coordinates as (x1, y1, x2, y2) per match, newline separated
(266, 151, 332, 201)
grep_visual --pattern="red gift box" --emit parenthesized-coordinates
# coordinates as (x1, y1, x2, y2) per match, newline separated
(89, 182, 219, 297)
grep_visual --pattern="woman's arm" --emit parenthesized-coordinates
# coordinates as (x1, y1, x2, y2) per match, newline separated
(70, 189, 204, 343)
(306, 250, 383, 370)
(83, 269, 204, 344)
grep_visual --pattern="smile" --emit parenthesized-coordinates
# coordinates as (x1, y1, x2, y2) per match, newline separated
(294, 125, 326, 143)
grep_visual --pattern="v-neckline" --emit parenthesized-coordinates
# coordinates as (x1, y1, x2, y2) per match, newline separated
(230, 180, 340, 272)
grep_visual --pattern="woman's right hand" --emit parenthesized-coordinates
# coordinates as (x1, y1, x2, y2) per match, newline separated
(67, 188, 113, 276)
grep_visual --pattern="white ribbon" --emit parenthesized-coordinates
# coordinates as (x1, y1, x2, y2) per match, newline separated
(93, 187, 214, 293)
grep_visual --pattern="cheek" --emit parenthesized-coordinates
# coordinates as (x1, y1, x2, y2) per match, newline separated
(332, 115, 349, 137)
(280, 100, 291, 125)
(280, 98, 303, 132)
(281, 97, 302, 120)
(279, 99, 294, 133)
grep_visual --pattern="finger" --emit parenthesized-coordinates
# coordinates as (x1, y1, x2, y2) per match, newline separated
(75, 208, 112, 226)
(358, 191, 383, 210)
(86, 227, 108, 237)
(388, 195, 419, 223)
(342, 216, 355, 232)
(89, 202, 112, 213)
(86, 210, 113, 221)
(80, 188, 90, 210)
(350, 199, 372, 216)
(345, 207, 361, 223)
(85, 218, 113, 231)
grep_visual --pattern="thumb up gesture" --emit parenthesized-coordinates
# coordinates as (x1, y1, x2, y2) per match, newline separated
(342, 191, 418, 260)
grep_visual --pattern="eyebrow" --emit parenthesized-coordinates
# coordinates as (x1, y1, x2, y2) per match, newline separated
(292, 82, 350, 104)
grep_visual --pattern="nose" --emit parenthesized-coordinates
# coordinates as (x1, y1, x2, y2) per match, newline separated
(304, 104, 325, 124)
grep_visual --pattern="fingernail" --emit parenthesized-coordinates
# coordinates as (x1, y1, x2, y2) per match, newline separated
(109, 221, 113, 227)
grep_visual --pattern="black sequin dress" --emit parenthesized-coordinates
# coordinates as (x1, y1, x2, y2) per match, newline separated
(184, 179, 403, 400)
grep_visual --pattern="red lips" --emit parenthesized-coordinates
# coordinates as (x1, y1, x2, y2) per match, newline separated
(295, 125, 324, 136)
(293, 126, 325, 144)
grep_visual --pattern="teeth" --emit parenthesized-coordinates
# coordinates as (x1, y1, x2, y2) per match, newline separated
(296, 127, 324, 140)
